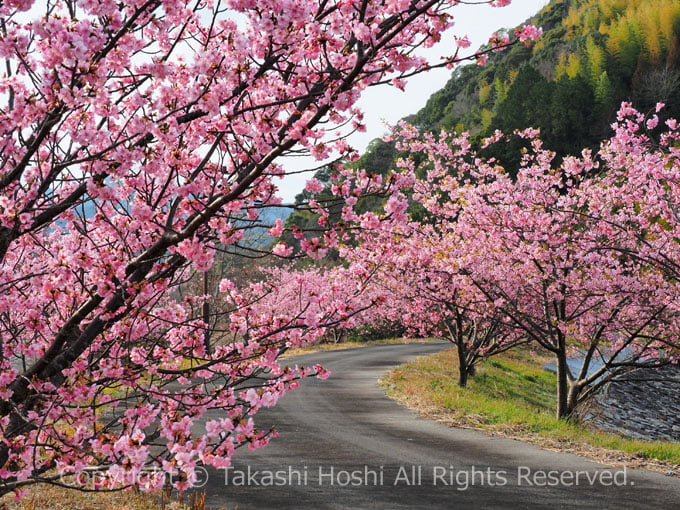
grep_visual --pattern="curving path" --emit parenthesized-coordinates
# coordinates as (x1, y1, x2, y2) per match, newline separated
(198, 342, 680, 509)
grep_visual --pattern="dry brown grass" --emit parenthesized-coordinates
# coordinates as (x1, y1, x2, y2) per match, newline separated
(282, 337, 436, 358)
(0, 484, 210, 510)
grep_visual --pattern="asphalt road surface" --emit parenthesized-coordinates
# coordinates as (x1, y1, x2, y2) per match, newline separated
(197, 342, 680, 509)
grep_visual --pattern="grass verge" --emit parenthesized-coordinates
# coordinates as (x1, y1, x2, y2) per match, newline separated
(381, 346, 680, 474)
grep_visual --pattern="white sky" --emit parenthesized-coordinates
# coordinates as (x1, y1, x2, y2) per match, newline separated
(277, 0, 551, 202)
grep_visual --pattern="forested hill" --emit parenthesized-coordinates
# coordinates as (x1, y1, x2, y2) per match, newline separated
(355, 0, 680, 175)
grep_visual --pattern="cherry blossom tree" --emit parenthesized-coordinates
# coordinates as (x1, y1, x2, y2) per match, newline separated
(225, 264, 379, 347)
(456, 163, 678, 417)
(0, 0, 537, 496)
(350, 219, 522, 387)
(388, 115, 680, 418)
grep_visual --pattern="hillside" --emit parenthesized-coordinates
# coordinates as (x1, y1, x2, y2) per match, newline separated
(355, 0, 680, 176)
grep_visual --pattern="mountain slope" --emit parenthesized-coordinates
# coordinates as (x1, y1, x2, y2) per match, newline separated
(358, 0, 680, 176)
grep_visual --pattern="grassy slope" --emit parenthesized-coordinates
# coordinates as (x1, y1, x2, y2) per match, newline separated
(382, 346, 680, 470)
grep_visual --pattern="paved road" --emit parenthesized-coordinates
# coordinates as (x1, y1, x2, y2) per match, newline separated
(198, 342, 680, 509)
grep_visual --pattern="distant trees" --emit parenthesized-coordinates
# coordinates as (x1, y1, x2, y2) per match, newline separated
(493, 64, 554, 134)
(548, 74, 594, 154)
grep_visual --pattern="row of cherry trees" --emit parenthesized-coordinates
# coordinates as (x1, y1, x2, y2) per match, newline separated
(10, 0, 671, 496)
(1, 0, 673, 496)
(343, 103, 680, 418)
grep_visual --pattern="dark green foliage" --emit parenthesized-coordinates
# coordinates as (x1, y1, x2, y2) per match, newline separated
(346, 321, 407, 342)
(548, 74, 595, 155)
(493, 64, 554, 133)
(352, 138, 397, 178)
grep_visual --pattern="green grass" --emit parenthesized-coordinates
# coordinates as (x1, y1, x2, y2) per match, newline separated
(382, 347, 680, 466)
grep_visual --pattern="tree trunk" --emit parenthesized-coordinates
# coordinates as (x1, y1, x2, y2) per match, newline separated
(556, 352, 570, 418)
(457, 341, 468, 388)
(566, 381, 582, 417)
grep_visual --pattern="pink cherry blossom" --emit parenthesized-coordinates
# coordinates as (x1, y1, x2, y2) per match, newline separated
(305, 178, 324, 193)
(514, 24, 542, 42)
(268, 218, 285, 237)
(272, 242, 294, 257)
(454, 35, 471, 48)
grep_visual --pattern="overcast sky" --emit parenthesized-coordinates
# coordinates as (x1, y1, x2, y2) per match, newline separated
(277, 0, 551, 202)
